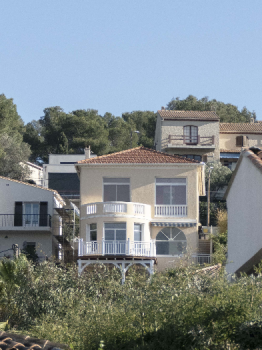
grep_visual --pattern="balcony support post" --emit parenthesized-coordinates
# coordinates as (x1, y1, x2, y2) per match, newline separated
(102, 237, 105, 256)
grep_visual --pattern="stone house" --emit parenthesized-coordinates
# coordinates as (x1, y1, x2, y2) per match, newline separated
(154, 109, 220, 162)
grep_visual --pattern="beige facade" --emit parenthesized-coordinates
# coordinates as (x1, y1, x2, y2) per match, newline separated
(220, 133, 262, 151)
(76, 148, 206, 272)
(155, 111, 220, 162)
(0, 177, 64, 260)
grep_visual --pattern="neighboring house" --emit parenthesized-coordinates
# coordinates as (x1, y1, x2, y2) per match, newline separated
(220, 121, 262, 171)
(25, 162, 43, 186)
(155, 109, 220, 162)
(75, 147, 206, 279)
(0, 176, 65, 261)
(225, 148, 262, 275)
(43, 147, 96, 207)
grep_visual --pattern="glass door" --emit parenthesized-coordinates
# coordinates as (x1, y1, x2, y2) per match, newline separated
(24, 203, 39, 226)
(104, 223, 126, 254)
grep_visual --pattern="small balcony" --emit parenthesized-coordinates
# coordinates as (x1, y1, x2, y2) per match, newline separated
(83, 202, 151, 218)
(0, 214, 52, 230)
(166, 135, 215, 149)
(78, 238, 156, 257)
(155, 205, 187, 217)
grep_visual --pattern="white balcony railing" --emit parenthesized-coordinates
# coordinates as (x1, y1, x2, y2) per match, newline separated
(103, 202, 127, 213)
(155, 205, 187, 217)
(78, 238, 156, 257)
(84, 202, 149, 217)
(192, 254, 211, 265)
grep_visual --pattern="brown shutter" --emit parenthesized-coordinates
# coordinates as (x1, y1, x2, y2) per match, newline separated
(202, 155, 208, 163)
(236, 136, 243, 147)
(14, 202, 23, 226)
(242, 136, 247, 146)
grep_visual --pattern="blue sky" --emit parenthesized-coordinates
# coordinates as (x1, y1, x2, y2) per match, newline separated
(1, 0, 262, 123)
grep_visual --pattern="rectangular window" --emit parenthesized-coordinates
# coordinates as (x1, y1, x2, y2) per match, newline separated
(24, 203, 40, 226)
(156, 178, 186, 205)
(134, 224, 142, 241)
(104, 223, 126, 241)
(184, 126, 198, 144)
(103, 178, 130, 202)
(90, 224, 97, 241)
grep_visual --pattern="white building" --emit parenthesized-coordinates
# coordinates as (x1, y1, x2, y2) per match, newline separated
(225, 148, 262, 275)
(0, 176, 65, 261)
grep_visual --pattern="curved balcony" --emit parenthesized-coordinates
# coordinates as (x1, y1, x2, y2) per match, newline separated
(82, 201, 151, 219)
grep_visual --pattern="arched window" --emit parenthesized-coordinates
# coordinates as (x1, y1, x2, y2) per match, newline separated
(183, 126, 198, 144)
(156, 227, 187, 256)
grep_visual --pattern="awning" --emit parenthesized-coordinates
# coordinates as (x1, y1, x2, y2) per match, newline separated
(220, 153, 240, 159)
(151, 222, 197, 228)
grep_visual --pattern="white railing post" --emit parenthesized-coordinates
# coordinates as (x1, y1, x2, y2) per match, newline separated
(102, 237, 105, 256)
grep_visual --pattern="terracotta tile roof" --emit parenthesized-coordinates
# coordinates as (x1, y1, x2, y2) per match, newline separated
(220, 149, 241, 153)
(196, 263, 222, 277)
(77, 147, 200, 164)
(0, 176, 65, 205)
(0, 331, 69, 350)
(246, 150, 262, 171)
(220, 123, 262, 134)
(158, 110, 219, 121)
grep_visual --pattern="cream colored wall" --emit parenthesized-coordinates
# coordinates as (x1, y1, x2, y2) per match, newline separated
(226, 155, 262, 274)
(80, 165, 199, 213)
(0, 231, 53, 260)
(220, 133, 262, 151)
(160, 120, 220, 160)
(79, 164, 200, 241)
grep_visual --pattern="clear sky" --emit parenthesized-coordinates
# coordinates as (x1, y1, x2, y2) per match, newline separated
(1, 0, 262, 123)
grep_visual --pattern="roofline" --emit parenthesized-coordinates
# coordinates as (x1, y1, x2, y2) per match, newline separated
(26, 162, 43, 170)
(162, 118, 219, 122)
(0, 176, 65, 205)
(220, 131, 262, 135)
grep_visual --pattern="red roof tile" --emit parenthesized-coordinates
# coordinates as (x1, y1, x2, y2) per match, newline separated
(158, 110, 219, 121)
(77, 147, 200, 164)
(220, 149, 241, 153)
(220, 123, 262, 134)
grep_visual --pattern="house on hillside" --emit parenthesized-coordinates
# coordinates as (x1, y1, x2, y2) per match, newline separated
(154, 109, 220, 162)
(0, 176, 65, 261)
(220, 122, 262, 171)
(43, 147, 96, 208)
(225, 147, 262, 275)
(75, 147, 207, 281)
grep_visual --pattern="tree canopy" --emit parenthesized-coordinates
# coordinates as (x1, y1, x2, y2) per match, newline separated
(24, 107, 157, 162)
(0, 94, 30, 180)
(167, 95, 256, 123)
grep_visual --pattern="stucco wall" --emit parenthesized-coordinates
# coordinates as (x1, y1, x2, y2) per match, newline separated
(220, 133, 262, 151)
(226, 155, 262, 274)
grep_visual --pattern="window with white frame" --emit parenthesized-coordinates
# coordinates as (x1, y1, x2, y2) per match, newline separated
(24, 203, 39, 226)
(156, 227, 187, 256)
(103, 178, 130, 202)
(155, 178, 186, 205)
(86, 223, 97, 242)
(104, 223, 126, 241)
(134, 224, 142, 241)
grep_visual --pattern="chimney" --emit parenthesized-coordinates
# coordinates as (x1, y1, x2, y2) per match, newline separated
(250, 117, 254, 124)
(84, 146, 91, 159)
(161, 106, 165, 110)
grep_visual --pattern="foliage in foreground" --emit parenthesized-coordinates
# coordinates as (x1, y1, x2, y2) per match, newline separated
(1, 257, 262, 349)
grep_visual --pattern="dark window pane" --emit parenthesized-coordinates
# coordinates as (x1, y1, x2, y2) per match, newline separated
(105, 223, 126, 229)
(116, 185, 130, 202)
(104, 185, 116, 201)
(156, 242, 169, 255)
(105, 230, 114, 240)
(103, 178, 130, 183)
(156, 185, 171, 204)
(156, 178, 186, 184)
(172, 186, 186, 205)
(134, 231, 141, 241)
(90, 223, 97, 230)
(90, 232, 97, 241)
(116, 230, 126, 240)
